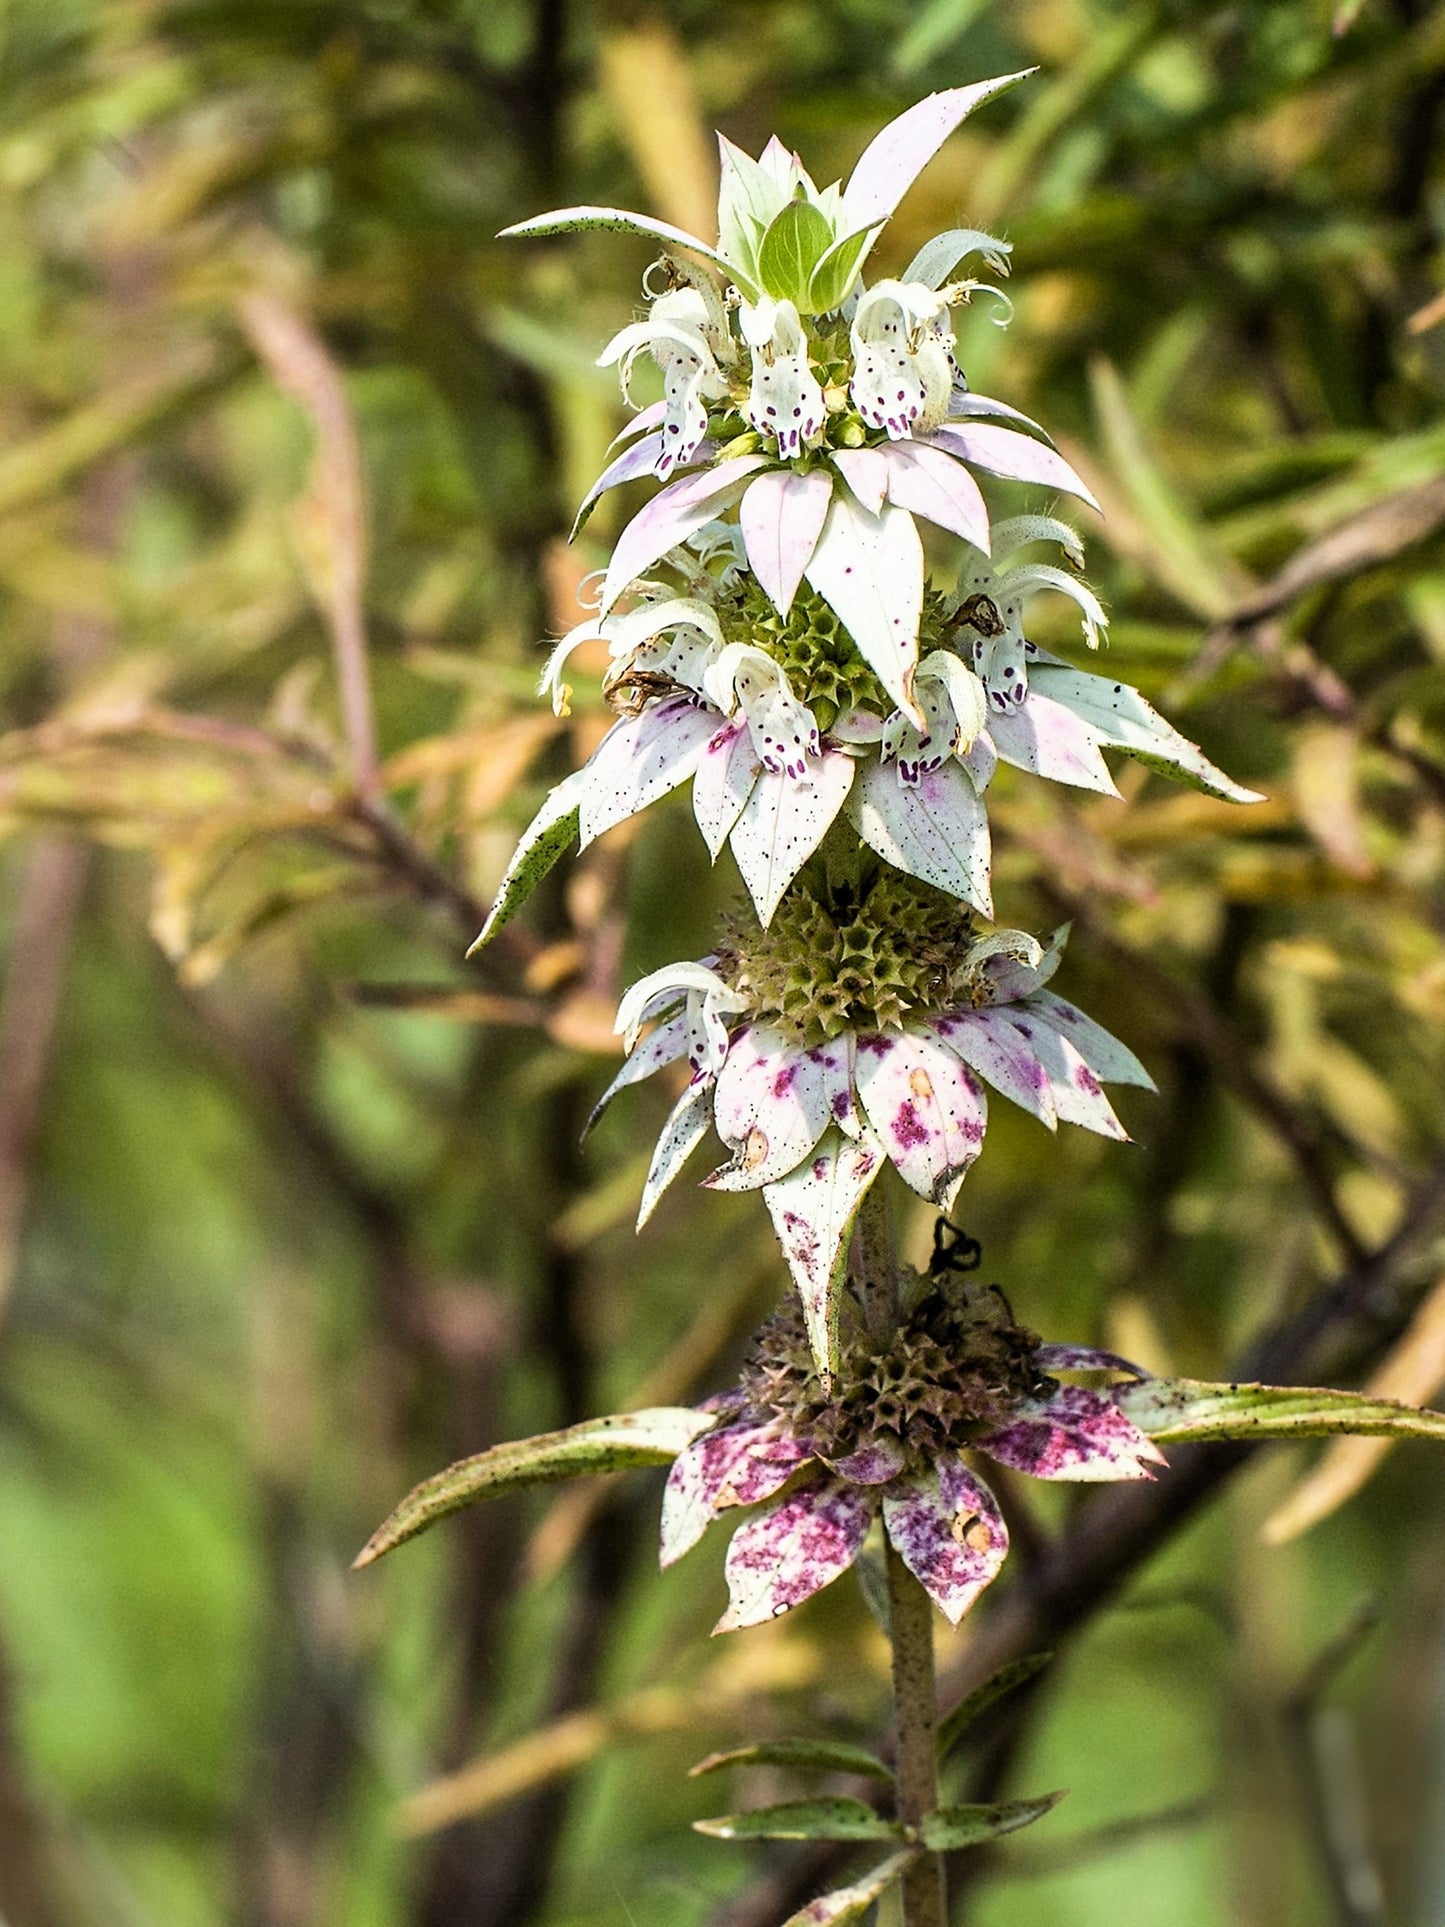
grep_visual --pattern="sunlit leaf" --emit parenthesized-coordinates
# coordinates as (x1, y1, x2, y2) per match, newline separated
(694, 1797, 901, 1842)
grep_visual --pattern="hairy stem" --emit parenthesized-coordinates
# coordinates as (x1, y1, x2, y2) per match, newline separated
(887, 1538, 945, 1927)
(855, 1181, 898, 1349)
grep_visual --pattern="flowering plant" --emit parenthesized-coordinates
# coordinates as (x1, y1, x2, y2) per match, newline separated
(358, 77, 1445, 1926)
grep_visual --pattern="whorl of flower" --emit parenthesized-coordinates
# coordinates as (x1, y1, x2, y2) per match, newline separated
(663, 1280, 1164, 1630)
(506, 73, 1103, 727)
(600, 908, 1151, 1372)
(474, 529, 1258, 950)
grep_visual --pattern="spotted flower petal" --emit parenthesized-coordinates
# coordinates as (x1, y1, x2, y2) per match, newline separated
(853, 1028, 987, 1207)
(849, 280, 956, 439)
(661, 1420, 816, 1566)
(987, 695, 1119, 793)
(976, 1384, 1166, 1481)
(717, 1478, 875, 1631)
(708, 1027, 835, 1190)
(703, 644, 820, 780)
(576, 695, 719, 845)
(764, 1128, 884, 1377)
(739, 468, 834, 616)
(881, 1457, 1008, 1626)
(740, 297, 827, 461)
(596, 287, 731, 477)
(804, 494, 925, 724)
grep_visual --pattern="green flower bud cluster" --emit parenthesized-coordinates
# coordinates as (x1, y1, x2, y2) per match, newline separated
(719, 868, 976, 1041)
(740, 1279, 1049, 1469)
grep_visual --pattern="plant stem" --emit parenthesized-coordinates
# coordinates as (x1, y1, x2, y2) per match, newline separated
(855, 1181, 898, 1350)
(886, 1538, 945, 1927)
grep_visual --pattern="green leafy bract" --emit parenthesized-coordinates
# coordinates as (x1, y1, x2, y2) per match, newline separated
(467, 769, 586, 952)
(780, 1850, 920, 1924)
(694, 1797, 901, 1843)
(758, 200, 837, 310)
(918, 1792, 1065, 1850)
(1118, 1378, 1445, 1446)
(691, 1738, 892, 1782)
(936, 1653, 1054, 1761)
(354, 1408, 712, 1567)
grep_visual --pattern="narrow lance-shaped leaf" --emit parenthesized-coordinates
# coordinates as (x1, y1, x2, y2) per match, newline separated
(468, 768, 587, 953)
(499, 205, 754, 293)
(690, 1738, 892, 1781)
(694, 1797, 902, 1843)
(780, 1850, 921, 1926)
(354, 1408, 712, 1568)
(1117, 1378, 1445, 1446)
(918, 1792, 1065, 1851)
(936, 1652, 1054, 1761)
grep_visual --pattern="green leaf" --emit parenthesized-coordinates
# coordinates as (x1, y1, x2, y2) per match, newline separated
(354, 1408, 712, 1567)
(498, 205, 756, 295)
(808, 221, 885, 314)
(758, 200, 837, 309)
(1117, 1378, 1445, 1447)
(780, 1849, 920, 1924)
(918, 1792, 1066, 1851)
(936, 1653, 1054, 1761)
(691, 1739, 893, 1782)
(466, 770, 586, 953)
(694, 1797, 902, 1843)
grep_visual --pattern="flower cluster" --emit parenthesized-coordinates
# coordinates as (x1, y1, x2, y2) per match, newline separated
(664, 1274, 1164, 1630)
(475, 79, 1259, 1557)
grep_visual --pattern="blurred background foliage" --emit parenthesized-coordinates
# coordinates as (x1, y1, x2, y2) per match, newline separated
(1, 0, 1445, 1922)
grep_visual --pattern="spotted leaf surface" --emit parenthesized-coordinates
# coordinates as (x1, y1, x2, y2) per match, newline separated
(882, 1456, 1008, 1625)
(570, 430, 667, 539)
(469, 767, 587, 952)
(925, 423, 1099, 509)
(692, 717, 759, 858)
(717, 1478, 875, 1630)
(355, 1408, 712, 1568)
(779, 1850, 920, 1926)
(1115, 1378, 1445, 1447)
(637, 1078, 714, 1228)
(585, 1006, 689, 1134)
(1030, 992, 1155, 1089)
(694, 1797, 900, 1842)
(1030, 664, 1263, 804)
(992, 1007, 1129, 1138)
(987, 695, 1119, 794)
(601, 456, 767, 611)
(977, 1384, 1166, 1481)
(840, 73, 1033, 226)
(853, 1026, 987, 1205)
(882, 441, 991, 550)
(928, 1008, 1057, 1127)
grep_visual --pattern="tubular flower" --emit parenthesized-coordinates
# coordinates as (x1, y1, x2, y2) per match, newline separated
(739, 297, 827, 460)
(598, 908, 1150, 1366)
(848, 280, 961, 438)
(663, 1281, 1164, 1630)
(596, 284, 733, 477)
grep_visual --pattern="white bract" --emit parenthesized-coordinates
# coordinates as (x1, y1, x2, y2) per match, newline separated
(597, 927, 1151, 1373)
